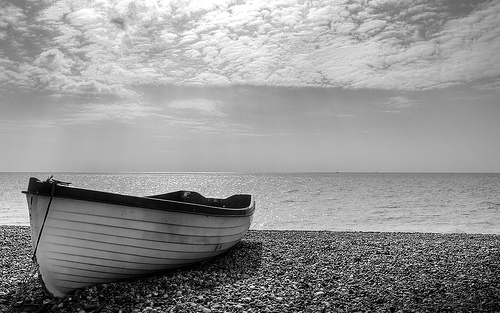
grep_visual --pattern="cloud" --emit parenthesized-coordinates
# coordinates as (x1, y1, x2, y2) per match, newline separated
(67, 8, 105, 26)
(1, 0, 499, 94)
(0, 3, 27, 40)
(431, 2, 500, 83)
(34, 49, 74, 73)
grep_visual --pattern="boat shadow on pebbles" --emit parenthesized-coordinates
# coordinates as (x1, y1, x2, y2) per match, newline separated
(89, 239, 264, 298)
(65, 239, 263, 311)
(6, 239, 263, 312)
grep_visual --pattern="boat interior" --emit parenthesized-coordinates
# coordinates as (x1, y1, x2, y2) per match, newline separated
(147, 191, 252, 209)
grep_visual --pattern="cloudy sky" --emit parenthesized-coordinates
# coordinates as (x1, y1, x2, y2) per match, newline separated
(1, 0, 499, 173)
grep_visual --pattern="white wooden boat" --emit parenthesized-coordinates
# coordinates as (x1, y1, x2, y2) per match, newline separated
(23, 177, 255, 297)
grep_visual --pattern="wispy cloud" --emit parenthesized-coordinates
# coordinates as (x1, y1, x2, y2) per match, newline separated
(164, 116, 253, 136)
(382, 96, 417, 113)
(60, 102, 163, 124)
(168, 98, 226, 117)
(336, 113, 363, 118)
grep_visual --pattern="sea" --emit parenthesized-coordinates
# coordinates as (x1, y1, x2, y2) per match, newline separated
(1, 172, 499, 234)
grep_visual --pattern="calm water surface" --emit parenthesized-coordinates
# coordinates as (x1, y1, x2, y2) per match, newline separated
(1, 172, 499, 234)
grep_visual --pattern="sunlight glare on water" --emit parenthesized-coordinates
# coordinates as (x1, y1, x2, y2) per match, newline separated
(2, 172, 500, 234)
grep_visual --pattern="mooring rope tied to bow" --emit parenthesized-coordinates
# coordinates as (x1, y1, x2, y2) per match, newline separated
(32, 179, 56, 262)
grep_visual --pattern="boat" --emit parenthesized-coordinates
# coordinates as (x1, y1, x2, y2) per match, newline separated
(23, 177, 255, 297)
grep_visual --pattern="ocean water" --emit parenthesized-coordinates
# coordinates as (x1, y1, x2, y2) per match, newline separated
(1, 172, 499, 234)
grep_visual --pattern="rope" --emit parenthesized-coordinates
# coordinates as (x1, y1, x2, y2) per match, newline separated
(11, 177, 60, 311)
(32, 180, 56, 262)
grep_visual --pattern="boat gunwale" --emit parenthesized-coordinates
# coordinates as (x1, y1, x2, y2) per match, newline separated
(23, 177, 255, 217)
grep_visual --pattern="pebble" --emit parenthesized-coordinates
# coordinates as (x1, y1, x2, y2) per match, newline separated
(1, 226, 499, 313)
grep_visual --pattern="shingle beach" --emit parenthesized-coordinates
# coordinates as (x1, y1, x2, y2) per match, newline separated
(1, 226, 499, 313)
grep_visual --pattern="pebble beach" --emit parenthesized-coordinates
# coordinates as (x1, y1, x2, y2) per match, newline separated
(1, 226, 499, 313)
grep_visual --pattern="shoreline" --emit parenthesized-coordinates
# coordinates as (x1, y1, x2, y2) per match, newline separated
(2, 223, 500, 236)
(1, 226, 499, 312)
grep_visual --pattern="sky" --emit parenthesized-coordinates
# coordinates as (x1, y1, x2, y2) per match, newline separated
(1, 0, 499, 173)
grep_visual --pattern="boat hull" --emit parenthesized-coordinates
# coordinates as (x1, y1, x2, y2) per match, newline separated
(24, 178, 254, 297)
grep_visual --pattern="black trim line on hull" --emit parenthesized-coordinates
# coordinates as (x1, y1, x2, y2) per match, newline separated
(23, 177, 255, 217)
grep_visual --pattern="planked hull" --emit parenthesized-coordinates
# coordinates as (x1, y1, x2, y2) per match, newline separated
(24, 178, 254, 297)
